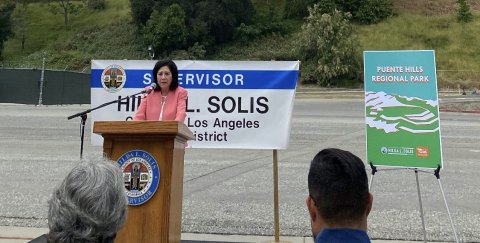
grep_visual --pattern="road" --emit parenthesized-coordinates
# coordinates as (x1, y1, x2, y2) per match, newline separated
(0, 98, 479, 242)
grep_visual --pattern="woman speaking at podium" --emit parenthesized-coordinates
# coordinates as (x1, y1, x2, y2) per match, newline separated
(133, 59, 188, 122)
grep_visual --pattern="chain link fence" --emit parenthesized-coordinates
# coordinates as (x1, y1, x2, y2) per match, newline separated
(0, 68, 90, 105)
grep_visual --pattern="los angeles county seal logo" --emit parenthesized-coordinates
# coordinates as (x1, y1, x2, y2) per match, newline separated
(101, 64, 126, 93)
(117, 150, 160, 206)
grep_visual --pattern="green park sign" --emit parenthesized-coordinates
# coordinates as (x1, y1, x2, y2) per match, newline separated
(364, 50, 443, 169)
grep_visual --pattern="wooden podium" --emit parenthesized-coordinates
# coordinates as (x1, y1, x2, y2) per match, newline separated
(93, 121, 193, 243)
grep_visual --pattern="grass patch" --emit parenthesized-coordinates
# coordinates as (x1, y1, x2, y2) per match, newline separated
(3, 0, 134, 70)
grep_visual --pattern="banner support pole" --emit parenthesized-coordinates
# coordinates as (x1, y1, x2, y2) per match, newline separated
(272, 149, 280, 242)
(414, 169, 427, 243)
(434, 166, 459, 243)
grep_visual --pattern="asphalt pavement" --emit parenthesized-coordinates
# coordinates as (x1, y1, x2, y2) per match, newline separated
(0, 93, 479, 242)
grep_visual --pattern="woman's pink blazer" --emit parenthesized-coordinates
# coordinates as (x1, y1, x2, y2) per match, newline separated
(133, 86, 188, 121)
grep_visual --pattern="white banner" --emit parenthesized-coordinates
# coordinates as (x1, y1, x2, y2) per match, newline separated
(91, 60, 299, 149)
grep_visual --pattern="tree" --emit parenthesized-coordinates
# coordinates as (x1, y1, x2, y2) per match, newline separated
(194, 0, 254, 43)
(143, 4, 188, 58)
(132, 0, 255, 54)
(297, 4, 359, 86)
(185, 16, 212, 49)
(12, 4, 29, 51)
(0, 3, 15, 60)
(457, 0, 473, 23)
(354, 0, 392, 24)
(130, 0, 154, 27)
(49, 0, 84, 29)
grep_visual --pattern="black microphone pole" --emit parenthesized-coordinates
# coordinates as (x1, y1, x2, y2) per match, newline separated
(67, 89, 148, 159)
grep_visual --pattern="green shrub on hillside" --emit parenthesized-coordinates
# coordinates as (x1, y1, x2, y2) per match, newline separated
(143, 4, 188, 58)
(355, 0, 393, 24)
(297, 4, 360, 86)
(133, 0, 256, 56)
(193, 0, 255, 44)
(130, 0, 153, 27)
(457, 0, 472, 23)
(234, 8, 286, 44)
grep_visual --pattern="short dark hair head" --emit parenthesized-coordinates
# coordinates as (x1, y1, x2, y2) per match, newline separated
(308, 148, 369, 224)
(153, 59, 179, 91)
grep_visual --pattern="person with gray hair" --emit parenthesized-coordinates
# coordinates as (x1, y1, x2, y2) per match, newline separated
(29, 157, 128, 243)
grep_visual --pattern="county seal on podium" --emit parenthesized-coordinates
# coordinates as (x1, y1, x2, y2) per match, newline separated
(117, 150, 160, 206)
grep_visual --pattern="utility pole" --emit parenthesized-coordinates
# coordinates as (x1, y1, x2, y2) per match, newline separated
(37, 51, 46, 106)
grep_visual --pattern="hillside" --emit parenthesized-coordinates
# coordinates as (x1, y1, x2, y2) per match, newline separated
(2, 0, 480, 88)
(357, 13, 480, 89)
(2, 0, 145, 71)
(393, 0, 480, 15)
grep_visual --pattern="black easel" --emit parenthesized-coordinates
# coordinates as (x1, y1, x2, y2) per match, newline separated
(369, 162, 459, 243)
(67, 90, 147, 159)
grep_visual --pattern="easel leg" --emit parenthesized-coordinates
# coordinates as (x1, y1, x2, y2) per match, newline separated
(415, 170, 427, 243)
(435, 166, 459, 243)
(369, 162, 377, 191)
(369, 174, 374, 191)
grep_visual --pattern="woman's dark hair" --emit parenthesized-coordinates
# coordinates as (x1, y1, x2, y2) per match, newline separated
(152, 59, 179, 91)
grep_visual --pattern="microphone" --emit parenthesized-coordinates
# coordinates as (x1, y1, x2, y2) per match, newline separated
(143, 83, 157, 95)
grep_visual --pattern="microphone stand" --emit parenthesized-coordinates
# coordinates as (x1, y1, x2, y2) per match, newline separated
(67, 89, 148, 159)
